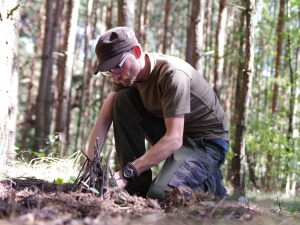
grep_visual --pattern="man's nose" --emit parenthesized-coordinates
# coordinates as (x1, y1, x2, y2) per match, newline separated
(110, 72, 120, 81)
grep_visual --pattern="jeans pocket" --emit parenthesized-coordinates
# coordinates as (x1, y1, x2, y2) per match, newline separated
(168, 156, 208, 189)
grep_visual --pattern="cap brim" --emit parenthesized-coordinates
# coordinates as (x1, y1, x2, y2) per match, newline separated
(93, 53, 124, 75)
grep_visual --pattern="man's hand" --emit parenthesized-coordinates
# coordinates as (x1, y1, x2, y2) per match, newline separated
(114, 171, 128, 188)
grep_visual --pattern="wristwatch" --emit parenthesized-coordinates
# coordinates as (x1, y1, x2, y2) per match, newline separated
(122, 166, 136, 181)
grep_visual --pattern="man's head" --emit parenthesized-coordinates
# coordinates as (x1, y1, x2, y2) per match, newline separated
(94, 27, 138, 75)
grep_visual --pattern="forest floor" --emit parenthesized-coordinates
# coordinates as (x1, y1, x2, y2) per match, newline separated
(1, 177, 300, 225)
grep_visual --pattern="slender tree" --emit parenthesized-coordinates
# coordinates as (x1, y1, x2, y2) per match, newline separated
(76, 0, 94, 151)
(231, 0, 255, 195)
(34, 0, 54, 151)
(0, 1, 19, 159)
(185, 0, 200, 67)
(214, 0, 227, 99)
(118, 0, 135, 28)
(20, 2, 45, 151)
(54, 0, 79, 156)
(266, 0, 285, 192)
(271, 0, 285, 113)
(285, 0, 298, 196)
(142, 0, 150, 51)
(162, 0, 171, 54)
(203, 0, 214, 83)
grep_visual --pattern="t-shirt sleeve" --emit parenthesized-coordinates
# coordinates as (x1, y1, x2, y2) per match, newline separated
(159, 69, 191, 117)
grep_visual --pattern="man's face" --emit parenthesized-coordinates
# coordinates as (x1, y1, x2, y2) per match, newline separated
(109, 52, 139, 87)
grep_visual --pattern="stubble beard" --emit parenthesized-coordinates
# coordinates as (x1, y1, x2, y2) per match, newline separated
(120, 64, 139, 87)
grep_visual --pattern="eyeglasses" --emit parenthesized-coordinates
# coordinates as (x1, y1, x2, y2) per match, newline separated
(108, 52, 130, 74)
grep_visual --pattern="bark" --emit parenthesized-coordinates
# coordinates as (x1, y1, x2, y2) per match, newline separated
(142, 0, 150, 51)
(64, 0, 80, 151)
(169, 3, 178, 56)
(0, 0, 19, 159)
(136, 0, 143, 44)
(285, 0, 298, 196)
(20, 2, 45, 151)
(231, 0, 254, 195)
(271, 0, 285, 113)
(76, 0, 93, 151)
(287, 1, 297, 144)
(54, 0, 79, 156)
(203, 0, 214, 82)
(118, 0, 135, 28)
(162, 0, 171, 54)
(214, 0, 227, 99)
(34, 0, 54, 151)
(185, 0, 200, 67)
(106, 0, 113, 30)
(194, 0, 205, 72)
(266, 0, 285, 192)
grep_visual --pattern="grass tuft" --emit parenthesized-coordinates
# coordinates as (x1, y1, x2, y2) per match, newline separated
(0, 150, 82, 183)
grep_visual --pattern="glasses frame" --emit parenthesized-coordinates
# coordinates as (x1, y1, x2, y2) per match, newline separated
(108, 51, 130, 74)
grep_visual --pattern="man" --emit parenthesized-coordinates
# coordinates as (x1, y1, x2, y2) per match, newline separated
(87, 26, 229, 200)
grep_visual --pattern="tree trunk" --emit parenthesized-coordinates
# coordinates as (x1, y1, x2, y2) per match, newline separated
(231, 0, 255, 195)
(271, 0, 285, 113)
(266, 0, 285, 192)
(185, 0, 200, 67)
(285, 0, 298, 196)
(162, 0, 171, 54)
(0, 1, 19, 160)
(106, 0, 113, 30)
(54, 0, 79, 156)
(142, 0, 150, 51)
(34, 0, 54, 151)
(203, 0, 214, 83)
(20, 2, 45, 151)
(136, 0, 143, 44)
(76, 0, 93, 151)
(118, 0, 135, 28)
(214, 0, 227, 99)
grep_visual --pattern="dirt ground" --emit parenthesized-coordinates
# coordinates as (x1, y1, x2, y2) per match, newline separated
(0, 178, 299, 225)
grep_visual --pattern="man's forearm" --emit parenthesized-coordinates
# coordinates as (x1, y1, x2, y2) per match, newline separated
(131, 133, 183, 174)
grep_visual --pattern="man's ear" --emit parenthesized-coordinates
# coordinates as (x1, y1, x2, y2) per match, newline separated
(132, 45, 142, 58)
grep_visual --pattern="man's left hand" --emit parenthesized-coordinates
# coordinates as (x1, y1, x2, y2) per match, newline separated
(113, 171, 128, 188)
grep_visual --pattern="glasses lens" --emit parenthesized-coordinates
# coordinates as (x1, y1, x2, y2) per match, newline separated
(109, 67, 123, 74)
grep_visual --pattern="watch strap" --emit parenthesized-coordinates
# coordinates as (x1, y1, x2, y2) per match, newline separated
(127, 162, 140, 177)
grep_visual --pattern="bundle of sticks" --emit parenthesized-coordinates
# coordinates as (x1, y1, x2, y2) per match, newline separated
(72, 138, 116, 197)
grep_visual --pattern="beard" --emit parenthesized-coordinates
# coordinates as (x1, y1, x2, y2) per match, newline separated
(118, 63, 139, 87)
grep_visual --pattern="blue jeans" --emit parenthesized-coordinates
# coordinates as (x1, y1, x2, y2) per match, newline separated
(113, 89, 227, 200)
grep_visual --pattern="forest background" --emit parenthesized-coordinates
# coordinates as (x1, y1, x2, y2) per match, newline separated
(0, 0, 299, 197)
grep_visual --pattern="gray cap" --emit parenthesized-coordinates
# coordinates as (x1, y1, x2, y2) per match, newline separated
(94, 27, 138, 74)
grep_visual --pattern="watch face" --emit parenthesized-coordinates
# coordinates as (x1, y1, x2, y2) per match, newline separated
(123, 168, 134, 178)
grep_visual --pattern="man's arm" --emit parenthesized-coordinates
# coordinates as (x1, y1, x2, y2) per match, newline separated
(86, 91, 117, 160)
(114, 115, 184, 187)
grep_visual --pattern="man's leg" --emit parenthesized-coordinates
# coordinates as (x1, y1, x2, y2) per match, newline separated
(113, 89, 165, 197)
(147, 137, 227, 200)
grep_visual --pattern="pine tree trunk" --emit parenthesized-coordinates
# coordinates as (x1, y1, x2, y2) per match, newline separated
(20, 3, 44, 150)
(76, 0, 93, 151)
(271, 0, 285, 113)
(118, 0, 135, 28)
(185, 0, 200, 67)
(231, 0, 255, 195)
(35, 0, 54, 151)
(54, 0, 79, 156)
(214, 0, 227, 99)
(106, 0, 113, 29)
(142, 0, 150, 51)
(203, 0, 214, 82)
(162, 0, 171, 54)
(0, 1, 19, 160)
(266, 0, 285, 191)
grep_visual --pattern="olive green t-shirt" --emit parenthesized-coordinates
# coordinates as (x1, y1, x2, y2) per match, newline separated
(111, 53, 229, 142)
